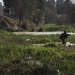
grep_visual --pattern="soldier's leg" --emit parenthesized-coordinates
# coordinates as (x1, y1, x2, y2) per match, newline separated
(63, 40, 66, 44)
(62, 39, 66, 44)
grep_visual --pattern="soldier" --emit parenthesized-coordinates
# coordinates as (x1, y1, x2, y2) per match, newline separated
(59, 31, 70, 44)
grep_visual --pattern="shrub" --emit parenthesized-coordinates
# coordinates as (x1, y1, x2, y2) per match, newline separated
(37, 27, 43, 32)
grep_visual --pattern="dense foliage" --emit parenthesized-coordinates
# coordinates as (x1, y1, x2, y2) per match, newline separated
(3, 0, 75, 27)
(3, 0, 44, 26)
(45, 0, 75, 24)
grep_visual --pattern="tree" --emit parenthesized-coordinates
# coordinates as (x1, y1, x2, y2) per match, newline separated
(56, 0, 64, 15)
(66, 4, 75, 23)
(3, 0, 45, 26)
(46, 0, 56, 10)
(32, 0, 45, 26)
(44, 0, 57, 24)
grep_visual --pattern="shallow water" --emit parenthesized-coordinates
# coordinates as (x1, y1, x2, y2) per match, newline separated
(13, 31, 75, 35)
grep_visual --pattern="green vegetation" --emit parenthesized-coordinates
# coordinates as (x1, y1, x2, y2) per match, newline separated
(37, 24, 75, 32)
(0, 29, 75, 75)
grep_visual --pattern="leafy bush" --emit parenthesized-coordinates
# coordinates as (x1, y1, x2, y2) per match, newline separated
(39, 24, 75, 32)
(37, 27, 43, 32)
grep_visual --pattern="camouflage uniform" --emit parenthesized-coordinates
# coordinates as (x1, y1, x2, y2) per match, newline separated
(59, 31, 70, 44)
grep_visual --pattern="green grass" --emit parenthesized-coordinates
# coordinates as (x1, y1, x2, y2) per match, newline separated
(0, 29, 75, 75)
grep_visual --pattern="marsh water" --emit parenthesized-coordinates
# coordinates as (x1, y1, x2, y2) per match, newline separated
(13, 31, 75, 35)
